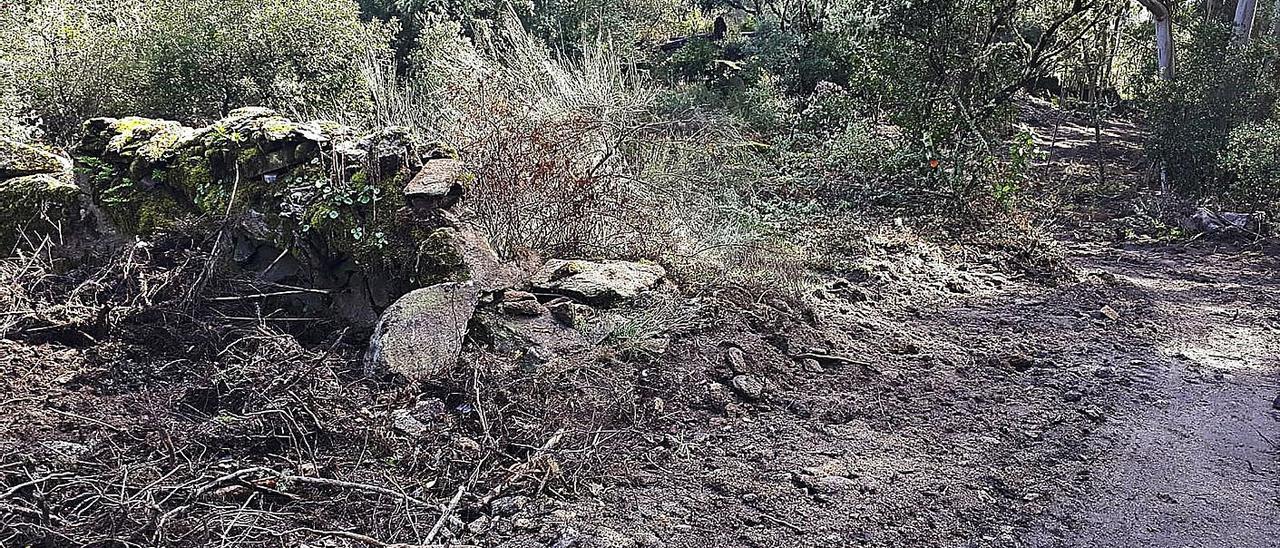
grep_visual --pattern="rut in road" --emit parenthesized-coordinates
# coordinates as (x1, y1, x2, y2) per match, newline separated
(1030, 241, 1280, 547)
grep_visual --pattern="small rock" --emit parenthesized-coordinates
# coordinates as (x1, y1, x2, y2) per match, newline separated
(1023, 492, 1043, 502)
(802, 358, 823, 373)
(1093, 366, 1116, 379)
(490, 495, 531, 516)
(454, 436, 481, 453)
(37, 440, 90, 466)
(1097, 305, 1121, 321)
(1080, 406, 1104, 422)
(390, 409, 429, 437)
(404, 158, 465, 212)
(1272, 393, 1280, 410)
(797, 474, 858, 494)
(547, 300, 594, 328)
(501, 291, 546, 316)
(729, 375, 765, 401)
(725, 347, 750, 374)
(467, 515, 491, 534)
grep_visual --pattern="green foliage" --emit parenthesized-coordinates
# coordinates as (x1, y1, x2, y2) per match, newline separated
(1141, 19, 1280, 204)
(361, 0, 688, 63)
(140, 0, 389, 122)
(2, 0, 390, 143)
(1221, 120, 1280, 212)
(649, 0, 1103, 209)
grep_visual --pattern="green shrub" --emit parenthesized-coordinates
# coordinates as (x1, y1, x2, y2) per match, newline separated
(138, 0, 391, 123)
(1221, 120, 1280, 213)
(1140, 20, 1279, 198)
(1, 0, 141, 144)
(3, 0, 391, 143)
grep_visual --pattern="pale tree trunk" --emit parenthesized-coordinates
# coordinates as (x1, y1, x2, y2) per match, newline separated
(1271, 0, 1280, 36)
(1234, 0, 1259, 43)
(1137, 0, 1175, 80)
(1135, 0, 1174, 191)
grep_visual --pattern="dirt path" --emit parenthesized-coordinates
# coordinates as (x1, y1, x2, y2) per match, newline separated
(3, 103, 1275, 548)
(520, 227, 1278, 548)
(1030, 242, 1280, 547)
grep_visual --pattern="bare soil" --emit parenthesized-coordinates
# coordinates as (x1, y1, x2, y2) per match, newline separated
(2, 106, 1277, 548)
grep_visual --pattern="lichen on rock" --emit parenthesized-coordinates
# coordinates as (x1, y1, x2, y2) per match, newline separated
(530, 259, 667, 305)
(0, 138, 70, 179)
(0, 138, 80, 249)
(364, 281, 480, 382)
(75, 107, 475, 323)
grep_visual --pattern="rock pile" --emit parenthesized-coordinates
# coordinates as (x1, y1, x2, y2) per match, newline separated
(74, 107, 475, 323)
(11, 107, 673, 383)
(369, 257, 667, 383)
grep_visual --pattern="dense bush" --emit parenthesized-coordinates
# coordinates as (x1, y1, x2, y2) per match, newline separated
(1221, 120, 1280, 211)
(1140, 19, 1280, 202)
(1121, 7, 1280, 222)
(2, 0, 389, 143)
(651, 0, 1081, 209)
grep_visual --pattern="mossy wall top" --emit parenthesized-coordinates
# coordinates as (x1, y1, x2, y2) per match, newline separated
(76, 107, 462, 292)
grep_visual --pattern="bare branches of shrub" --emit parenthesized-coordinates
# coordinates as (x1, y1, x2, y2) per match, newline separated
(353, 13, 781, 270)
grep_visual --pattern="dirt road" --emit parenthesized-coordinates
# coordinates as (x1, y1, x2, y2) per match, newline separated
(1030, 241, 1280, 547)
(522, 223, 1280, 548)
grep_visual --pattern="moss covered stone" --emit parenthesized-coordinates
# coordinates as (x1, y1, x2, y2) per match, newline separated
(0, 173, 82, 248)
(75, 108, 461, 319)
(0, 138, 68, 179)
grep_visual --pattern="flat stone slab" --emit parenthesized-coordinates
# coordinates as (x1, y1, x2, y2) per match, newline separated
(530, 259, 665, 305)
(365, 281, 479, 382)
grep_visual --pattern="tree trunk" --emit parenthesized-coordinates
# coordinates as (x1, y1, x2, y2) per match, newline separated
(1137, 0, 1175, 79)
(1234, 0, 1259, 42)
(1271, 0, 1280, 36)
(1155, 16, 1175, 79)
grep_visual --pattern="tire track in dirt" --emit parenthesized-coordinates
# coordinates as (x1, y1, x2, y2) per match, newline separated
(1032, 243, 1280, 547)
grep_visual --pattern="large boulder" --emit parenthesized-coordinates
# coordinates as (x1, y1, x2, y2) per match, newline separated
(530, 259, 666, 305)
(0, 138, 69, 179)
(0, 139, 80, 250)
(365, 281, 480, 382)
(0, 174, 81, 238)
